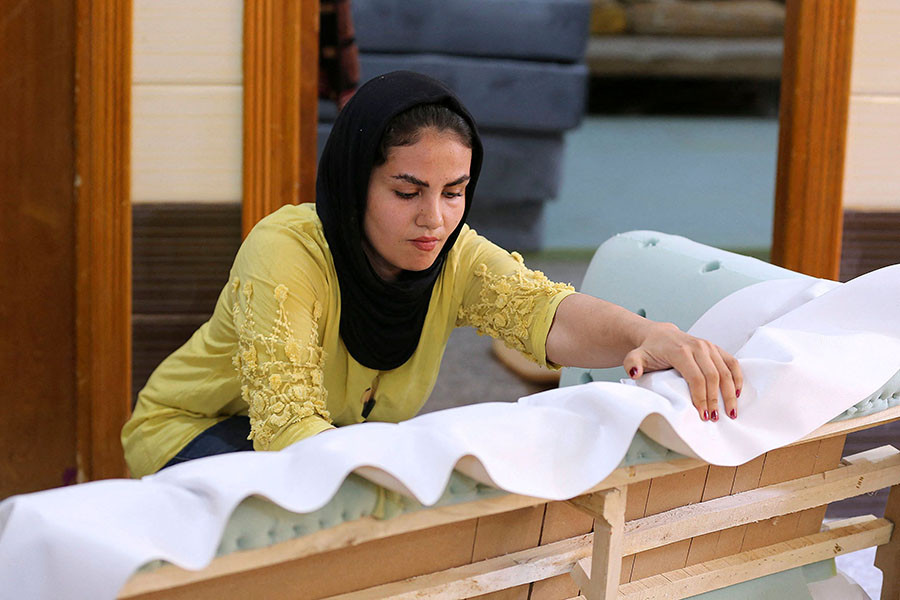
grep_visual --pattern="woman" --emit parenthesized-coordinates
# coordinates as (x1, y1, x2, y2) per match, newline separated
(122, 71, 742, 478)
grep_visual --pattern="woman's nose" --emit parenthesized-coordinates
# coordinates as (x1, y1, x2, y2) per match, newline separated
(417, 194, 442, 229)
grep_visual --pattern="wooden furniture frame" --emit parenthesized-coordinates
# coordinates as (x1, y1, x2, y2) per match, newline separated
(119, 406, 900, 599)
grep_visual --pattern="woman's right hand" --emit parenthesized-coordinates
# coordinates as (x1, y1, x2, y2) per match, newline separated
(623, 321, 742, 422)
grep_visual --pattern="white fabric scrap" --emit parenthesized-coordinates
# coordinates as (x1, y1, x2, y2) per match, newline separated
(1, 265, 899, 600)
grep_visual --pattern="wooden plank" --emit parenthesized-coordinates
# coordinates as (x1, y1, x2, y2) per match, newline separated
(742, 442, 819, 551)
(850, 0, 900, 95)
(531, 502, 595, 600)
(469, 505, 545, 600)
(624, 446, 899, 556)
(620, 479, 652, 584)
(133, 0, 243, 84)
(684, 466, 738, 567)
(132, 85, 243, 203)
(813, 435, 847, 474)
(128, 519, 480, 600)
(75, 0, 133, 481)
(843, 95, 900, 212)
(792, 404, 900, 445)
(875, 484, 900, 599)
(324, 533, 593, 600)
(771, 0, 856, 279)
(626, 1, 785, 38)
(582, 487, 626, 600)
(619, 517, 893, 600)
(584, 35, 783, 80)
(629, 466, 707, 580)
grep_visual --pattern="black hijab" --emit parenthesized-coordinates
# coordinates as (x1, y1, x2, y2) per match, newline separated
(316, 71, 484, 370)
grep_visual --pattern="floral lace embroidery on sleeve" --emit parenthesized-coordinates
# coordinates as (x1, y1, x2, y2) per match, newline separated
(231, 278, 331, 449)
(456, 253, 575, 363)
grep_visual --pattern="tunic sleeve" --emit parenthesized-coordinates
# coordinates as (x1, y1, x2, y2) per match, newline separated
(231, 225, 335, 451)
(454, 230, 576, 368)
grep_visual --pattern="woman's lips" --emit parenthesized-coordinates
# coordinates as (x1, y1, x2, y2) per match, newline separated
(411, 237, 439, 251)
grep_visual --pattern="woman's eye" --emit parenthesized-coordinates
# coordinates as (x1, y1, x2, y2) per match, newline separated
(394, 190, 417, 199)
(444, 191, 464, 198)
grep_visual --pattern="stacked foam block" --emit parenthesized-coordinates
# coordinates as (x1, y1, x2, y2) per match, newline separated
(317, 0, 592, 251)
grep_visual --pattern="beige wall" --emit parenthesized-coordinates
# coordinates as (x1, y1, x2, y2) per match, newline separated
(131, 0, 243, 203)
(843, 0, 900, 211)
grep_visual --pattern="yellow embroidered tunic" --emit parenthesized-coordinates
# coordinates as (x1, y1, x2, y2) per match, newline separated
(122, 203, 575, 477)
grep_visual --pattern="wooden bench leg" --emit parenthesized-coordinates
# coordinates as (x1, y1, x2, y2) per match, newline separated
(876, 483, 900, 600)
(569, 487, 627, 599)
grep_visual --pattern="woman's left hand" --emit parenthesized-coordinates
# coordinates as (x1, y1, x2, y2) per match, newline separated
(623, 321, 742, 422)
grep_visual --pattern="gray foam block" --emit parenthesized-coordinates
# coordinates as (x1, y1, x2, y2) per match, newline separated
(320, 53, 587, 132)
(467, 200, 545, 252)
(352, 0, 591, 63)
(318, 123, 565, 202)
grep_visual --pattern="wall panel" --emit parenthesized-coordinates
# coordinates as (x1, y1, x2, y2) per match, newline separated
(843, 96, 900, 211)
(133, 0, 243, 84)
(131, 0, 243, 204)
(850, 0, 900, 95)
(132, 85, 242, 202)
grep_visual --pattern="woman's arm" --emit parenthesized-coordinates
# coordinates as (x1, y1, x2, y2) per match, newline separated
(545, 293, 742, 422)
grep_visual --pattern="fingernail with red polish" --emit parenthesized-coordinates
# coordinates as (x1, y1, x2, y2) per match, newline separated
(736, 388, 741, 398)
(702, 410, 709, 421)
(629, 367, 637, 378)
(730, 409, 737, 419)
(711, 410, 719, 422)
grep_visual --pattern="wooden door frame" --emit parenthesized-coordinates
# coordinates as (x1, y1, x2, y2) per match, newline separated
(242, 0, 320, 237)
(75, 0, 133, 481)
(771, 0, 856, 280)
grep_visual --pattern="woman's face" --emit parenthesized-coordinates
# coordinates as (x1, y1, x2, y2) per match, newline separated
(363, 128, 472, 280)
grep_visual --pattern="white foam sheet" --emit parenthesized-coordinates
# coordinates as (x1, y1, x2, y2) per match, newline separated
(1, 266, 899, 600)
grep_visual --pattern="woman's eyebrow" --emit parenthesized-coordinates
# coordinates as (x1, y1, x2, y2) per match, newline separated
(392, 173, 429, 187)
(444, 174, 470, 187)
(391, 173, 470, 188)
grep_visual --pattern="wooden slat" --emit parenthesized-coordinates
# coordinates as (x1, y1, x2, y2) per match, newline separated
(740, 442, 819, 552)
(530, 502, 595, 599)
(133, 0, 243, 84)
(849, 0, 900, 95)
(625, 1, 785, 38)
(324, 534, 593, 600)
(622, 446, 900, 555)
(618, 517, 892, 600)
(771, 0, 856, 279)
(75, 0, 132, 481)
(131, 86, 242, 203)
(242, 0, 318, 237)
(584, 36, 783, 80)
(875, 483, 900, 599)
(469, 505, 545, 600)
(683, 466, 738, 568)
(581, 487, 627, 600)
(792, 404, 900, 445)
(619, 480, 652, 584)
(628, 466, 708, 580)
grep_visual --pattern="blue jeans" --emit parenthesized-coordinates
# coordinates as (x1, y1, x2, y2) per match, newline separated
(162, 415, 254, 470)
